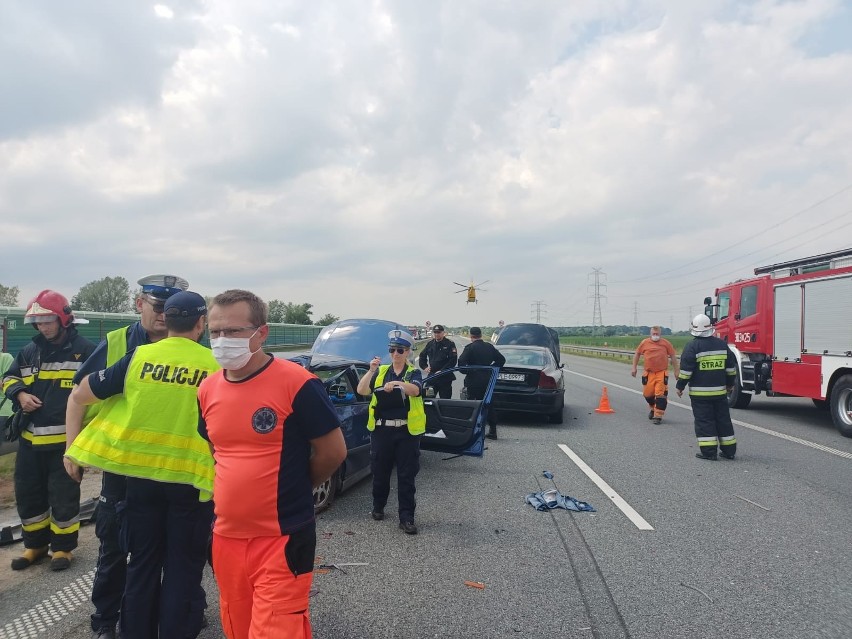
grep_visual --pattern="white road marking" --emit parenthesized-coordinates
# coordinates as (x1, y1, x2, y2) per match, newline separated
(566, 370, 852, 461)
(557, 443, 654, 531)
(0, 570, 94, 639)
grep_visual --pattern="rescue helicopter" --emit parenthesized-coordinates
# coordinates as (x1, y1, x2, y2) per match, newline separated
(453, 280, 490, 304)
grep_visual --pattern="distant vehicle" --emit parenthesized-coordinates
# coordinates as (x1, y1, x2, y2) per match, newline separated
(493, 322, 561, 365)
(453, 280, 489, 304)
(284, 318, 499, 511)
(703, 247, 852, 437)
(491, 345, 565, 424)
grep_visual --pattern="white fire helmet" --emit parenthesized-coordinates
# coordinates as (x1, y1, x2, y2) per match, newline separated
(690, 314, 714, 337)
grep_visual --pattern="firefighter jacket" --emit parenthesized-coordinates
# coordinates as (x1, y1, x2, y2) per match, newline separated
(367, 364, 426, 436)
(2, 327, 95, 449)
(65, 337, 220, 500)
(418, 337, 458, 379)
(675, 336, 737, 398)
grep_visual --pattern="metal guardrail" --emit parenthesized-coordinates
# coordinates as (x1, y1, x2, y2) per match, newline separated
(560, 344, 634, 358)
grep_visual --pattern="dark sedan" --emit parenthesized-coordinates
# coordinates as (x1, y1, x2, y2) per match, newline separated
(491, 345, 565, 424)
(280, 318, 498, 512)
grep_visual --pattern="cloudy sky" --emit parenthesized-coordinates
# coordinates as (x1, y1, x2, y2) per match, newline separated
(2, 0, 851, 330)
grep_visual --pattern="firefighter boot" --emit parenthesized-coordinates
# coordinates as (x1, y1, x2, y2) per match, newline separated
(50, 550, 73, 572)
(11, 546, 49, 571)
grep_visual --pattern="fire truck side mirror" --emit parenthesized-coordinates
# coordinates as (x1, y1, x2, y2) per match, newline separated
(703, 297, 712, 305)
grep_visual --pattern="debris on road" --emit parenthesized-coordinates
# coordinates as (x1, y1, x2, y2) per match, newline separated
(464, 580, 486, 589)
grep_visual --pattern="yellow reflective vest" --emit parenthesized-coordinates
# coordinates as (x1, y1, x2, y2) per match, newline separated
(83, 327, 130, 426)
(367, 364, 426, 436)
(66, 337, 220, 500)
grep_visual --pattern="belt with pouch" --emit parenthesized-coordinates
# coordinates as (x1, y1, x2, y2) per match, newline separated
(376, 419, 408, 427)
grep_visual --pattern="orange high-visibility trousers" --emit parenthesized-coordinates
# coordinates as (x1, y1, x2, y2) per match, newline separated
(212, 533, 314, 639)
(642, 370, 669, 418)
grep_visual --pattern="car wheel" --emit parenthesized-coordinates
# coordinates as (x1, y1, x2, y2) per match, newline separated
(829, 374, 852, 438)
(727, 379, 751, 409)
(313, 467, 340, 513)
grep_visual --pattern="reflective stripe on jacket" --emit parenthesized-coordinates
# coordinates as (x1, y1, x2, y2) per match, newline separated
(367, 364, 426, 435)
(66, 337, 220, 500)
(676, 337, 737, 398)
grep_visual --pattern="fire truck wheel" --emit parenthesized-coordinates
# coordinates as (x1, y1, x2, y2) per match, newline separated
(727, 380, 752, 409)
(829, 375, 852, 438)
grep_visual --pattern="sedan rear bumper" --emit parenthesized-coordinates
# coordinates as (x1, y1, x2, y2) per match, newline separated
(492, 389, 564, 415)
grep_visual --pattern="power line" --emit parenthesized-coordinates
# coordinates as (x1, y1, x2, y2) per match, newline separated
(588, 268, 606, 334)
(530, 300, 547, 323)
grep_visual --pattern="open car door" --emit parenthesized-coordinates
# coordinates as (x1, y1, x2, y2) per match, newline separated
(420, 365, 499, 457)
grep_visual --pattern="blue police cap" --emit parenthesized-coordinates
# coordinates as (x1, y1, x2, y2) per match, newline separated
(164, 291, 207, 318)
(388, 329, 414, 349)
(137, 274, 189, 301)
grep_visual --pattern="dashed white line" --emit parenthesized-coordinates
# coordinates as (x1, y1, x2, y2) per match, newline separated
(558, 443, 654, 531)
(566, 370, 852, 461)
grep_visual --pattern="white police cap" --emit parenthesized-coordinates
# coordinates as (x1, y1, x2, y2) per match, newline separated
(388, 329, 414, 348)
(137, 274, 189, 301)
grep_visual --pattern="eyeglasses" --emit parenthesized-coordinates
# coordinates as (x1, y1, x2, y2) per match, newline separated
(144, 299, 166, 314)
(388, 347, 407, 354)
(209, 326, 259, 339)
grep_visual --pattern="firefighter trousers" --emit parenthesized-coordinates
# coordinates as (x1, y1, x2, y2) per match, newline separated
(642, 370, 669, 418)
(691, 396, 736, 457)
(14, 443, 80, 552)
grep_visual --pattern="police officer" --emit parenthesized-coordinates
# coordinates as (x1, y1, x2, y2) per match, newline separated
(3, 291, 95, 572)
(458, 327, 505, 440)
(418, 324, 457, 398)
(357, 329, 424, 535)
(676, 314, 738, 460)
(66, 291, 218, 639)
(65, 274, 188, 639)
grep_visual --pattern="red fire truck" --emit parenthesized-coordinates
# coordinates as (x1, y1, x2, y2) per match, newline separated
(703, 248, 852, 437)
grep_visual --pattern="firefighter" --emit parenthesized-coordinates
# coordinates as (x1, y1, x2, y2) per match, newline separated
(357, 329, 425, 534)
(631, 326, 679, 424)
(418, 324, 458, 398)
(2, 290, 95, 571)
(64, 274, 189, 639)
(676, 314, 738, 460)
(65, 291, 218, 639)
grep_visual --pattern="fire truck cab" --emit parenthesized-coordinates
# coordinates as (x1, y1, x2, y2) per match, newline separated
(703, 248, 852, 437)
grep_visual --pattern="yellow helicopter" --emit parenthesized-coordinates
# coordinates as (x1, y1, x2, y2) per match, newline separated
(453, 280, 490, 304)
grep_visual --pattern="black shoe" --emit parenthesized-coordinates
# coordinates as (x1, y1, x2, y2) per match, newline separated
(399, 521, 418, 535)
(695, 453, 718, 461)
(485, 431, 497, 440)
(719, 451, 736, 460)
(92, 628, 116, 639)
(371, 510, 384, 521)
(648, 410, 654, 420)
(652, 417, 662, 425)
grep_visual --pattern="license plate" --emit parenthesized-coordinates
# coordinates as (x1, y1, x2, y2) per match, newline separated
(498, 373, 526, 381)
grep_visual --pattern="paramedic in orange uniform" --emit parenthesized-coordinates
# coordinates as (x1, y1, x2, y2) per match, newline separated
(197, 289, 346, 639)
(631, 326, 679, 424)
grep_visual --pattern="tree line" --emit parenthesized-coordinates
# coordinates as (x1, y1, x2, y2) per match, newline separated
(0, 277, 339, 326)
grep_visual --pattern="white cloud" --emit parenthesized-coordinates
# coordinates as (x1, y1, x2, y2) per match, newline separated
(2, 0, 851, 329)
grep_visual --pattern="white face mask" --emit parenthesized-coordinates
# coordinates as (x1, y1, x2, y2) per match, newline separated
(210, 329, 260, 369)
(650, 335, 661, 342)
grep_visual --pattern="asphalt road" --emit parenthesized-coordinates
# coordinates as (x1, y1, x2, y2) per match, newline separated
(1, 353, 851, 638)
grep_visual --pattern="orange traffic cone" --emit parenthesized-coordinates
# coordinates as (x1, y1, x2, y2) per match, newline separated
(594, 386, 616, 414)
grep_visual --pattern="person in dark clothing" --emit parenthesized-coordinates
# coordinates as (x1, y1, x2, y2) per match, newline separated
(64, 274, 191, 639)
(2, 290, 95, 572)
(417, 324, 457, 398)
(676, 314, 738, 461)
(458, 327, 505, 440)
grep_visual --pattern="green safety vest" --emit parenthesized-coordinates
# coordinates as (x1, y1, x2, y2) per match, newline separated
(367, 364, 426, 436)
(66, 337, 220, 500)
(83, 327, 129, 425)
